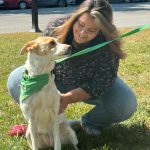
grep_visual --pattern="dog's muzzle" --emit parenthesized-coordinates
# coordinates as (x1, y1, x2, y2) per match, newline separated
(64, 45, 72, 55)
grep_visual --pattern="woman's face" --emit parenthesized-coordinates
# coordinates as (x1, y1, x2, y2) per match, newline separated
(73, 13, 100, 44)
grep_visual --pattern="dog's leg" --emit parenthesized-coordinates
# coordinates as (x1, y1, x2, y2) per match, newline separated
(68, 127, 79, 150)
(26, 126, 32, 148)
(29, 119, 38, 150)
(60, 122, 79, 150)
(53, 118, 61, 150)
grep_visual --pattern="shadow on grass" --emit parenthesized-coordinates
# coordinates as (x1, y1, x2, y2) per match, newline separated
(6, 122, 150, 150)
(63, 123, 150, 150)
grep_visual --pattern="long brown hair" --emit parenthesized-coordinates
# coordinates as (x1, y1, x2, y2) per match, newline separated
(52, 0, 126, 59)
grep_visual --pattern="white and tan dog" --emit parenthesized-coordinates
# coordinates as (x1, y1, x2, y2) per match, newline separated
(20, 36, 79, 150)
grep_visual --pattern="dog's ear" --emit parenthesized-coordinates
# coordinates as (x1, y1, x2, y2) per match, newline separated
(20, 41, 39, 55)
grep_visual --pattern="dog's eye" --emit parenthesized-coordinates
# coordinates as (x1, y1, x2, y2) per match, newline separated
(49, 40, 56, 47)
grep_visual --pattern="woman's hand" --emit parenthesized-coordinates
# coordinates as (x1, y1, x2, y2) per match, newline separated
(59, 88, 91, 114)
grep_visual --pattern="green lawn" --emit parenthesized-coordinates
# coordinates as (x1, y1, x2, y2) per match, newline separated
(0, 28, 150, 150)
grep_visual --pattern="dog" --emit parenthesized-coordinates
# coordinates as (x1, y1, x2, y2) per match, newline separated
(19, 36, 79, 150)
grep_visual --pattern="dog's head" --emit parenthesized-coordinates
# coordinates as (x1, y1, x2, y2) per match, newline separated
(20, 36, 71, 59)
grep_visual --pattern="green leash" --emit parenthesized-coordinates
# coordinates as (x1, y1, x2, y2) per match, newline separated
(55, 24, 150, 63)
(20, 24, 150, 101)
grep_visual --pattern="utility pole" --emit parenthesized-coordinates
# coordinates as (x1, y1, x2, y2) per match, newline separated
(30, 0, 41, 32)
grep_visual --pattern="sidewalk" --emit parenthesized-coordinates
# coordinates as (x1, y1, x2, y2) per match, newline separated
(0, 2, 150, 33)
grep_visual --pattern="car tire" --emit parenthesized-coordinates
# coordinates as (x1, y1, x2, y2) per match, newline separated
(124, 0, 132, 2)
(57, 0, 67, 7)
(18, 1, 27, 9)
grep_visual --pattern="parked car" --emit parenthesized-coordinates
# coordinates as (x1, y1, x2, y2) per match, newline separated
(0, 0, 4, 8)
(109, 0, 148, 2)
(1, 0, 75, 9)
(36, 0, 70, 7)
(2, 0, 31, 9)
(67, 0, 76, 5)
(74, 0, 84, 5)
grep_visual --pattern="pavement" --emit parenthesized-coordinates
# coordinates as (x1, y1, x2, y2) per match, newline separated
(0, 2, 150, 33)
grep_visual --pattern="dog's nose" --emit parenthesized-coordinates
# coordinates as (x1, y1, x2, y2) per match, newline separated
(67, 45, 72, 51)
(64, 45, 72, 55)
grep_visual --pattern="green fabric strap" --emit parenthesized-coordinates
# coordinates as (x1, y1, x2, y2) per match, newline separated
(55, 24, 150, 63)
(20, 69, 49, 101)
(20, 24, 150, 101)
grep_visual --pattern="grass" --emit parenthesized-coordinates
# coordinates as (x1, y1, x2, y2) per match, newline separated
(0, 28, 150, 150)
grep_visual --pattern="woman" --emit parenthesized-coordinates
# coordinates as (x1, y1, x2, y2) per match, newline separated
(7, 0, 137, 136)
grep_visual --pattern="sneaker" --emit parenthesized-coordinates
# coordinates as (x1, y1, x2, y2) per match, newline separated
(84, 126, 101, 136)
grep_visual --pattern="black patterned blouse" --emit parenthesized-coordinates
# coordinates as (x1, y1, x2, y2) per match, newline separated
(43, 18, 119, 98)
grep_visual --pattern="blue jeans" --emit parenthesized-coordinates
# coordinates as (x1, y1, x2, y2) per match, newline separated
(7, 66, 137, 129)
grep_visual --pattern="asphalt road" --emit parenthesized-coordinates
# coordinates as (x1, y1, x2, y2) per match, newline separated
(0, 2, 150, 33)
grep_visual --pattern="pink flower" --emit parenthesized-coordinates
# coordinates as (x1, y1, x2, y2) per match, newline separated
(7, 124, 27, 136)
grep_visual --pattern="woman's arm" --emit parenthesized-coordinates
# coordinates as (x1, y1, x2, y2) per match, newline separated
(59, 88, 92, 113)
(59, 51, 119, 113)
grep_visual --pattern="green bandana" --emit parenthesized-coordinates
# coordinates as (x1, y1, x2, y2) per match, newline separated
(20, 69, 49, 101)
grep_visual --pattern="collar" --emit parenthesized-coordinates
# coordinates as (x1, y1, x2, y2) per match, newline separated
(20, 69, 50, 101)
